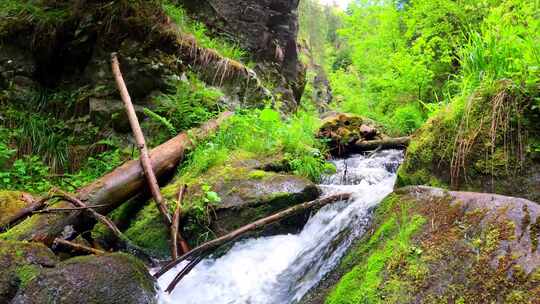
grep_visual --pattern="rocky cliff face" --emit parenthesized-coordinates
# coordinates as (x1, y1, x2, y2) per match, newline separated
(181, 0, 306, 111)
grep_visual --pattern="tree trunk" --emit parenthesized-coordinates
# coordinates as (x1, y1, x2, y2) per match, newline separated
(0, 112, 233, 244)
(155, 193, 352, 292)
(353, 136, 411, 151)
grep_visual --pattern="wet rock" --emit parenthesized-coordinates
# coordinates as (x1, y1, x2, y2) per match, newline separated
(125, 155, 320, 258)
(12, 253, 157, 304)
(304, 186, 540, 304)
(0, 240, 58, 303)
(209, 168, 321, 236)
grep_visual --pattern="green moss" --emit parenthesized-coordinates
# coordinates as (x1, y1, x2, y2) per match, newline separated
(0, 191, 29, 227)
(398, 82, 539, 201)
(123, 203, 170, 258)
(326, 196, 426, 304)
(248, 170, 269, 180)
(323, 188, 540, 304)
(530, 215, 540, 251)
(15, 264, 39, 288)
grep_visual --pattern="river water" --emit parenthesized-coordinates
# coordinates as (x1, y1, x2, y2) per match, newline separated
(156, 149, 404, 304)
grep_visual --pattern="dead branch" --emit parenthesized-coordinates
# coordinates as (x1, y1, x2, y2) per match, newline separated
(156, 193, 352, 293)
(54, 238, 106, 255)
(171, 185, 190, 259)
(111, 53, 172, 227)
(32, 204, 110, 214)
(56, 190, 124, 238)
(0, 195, 58, 231)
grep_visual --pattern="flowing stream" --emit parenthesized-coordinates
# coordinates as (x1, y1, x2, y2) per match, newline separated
(156, 149, 404, 304)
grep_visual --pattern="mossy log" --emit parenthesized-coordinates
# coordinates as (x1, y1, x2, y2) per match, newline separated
(1, 112, 233, 244)
(353, 137, 411, 151)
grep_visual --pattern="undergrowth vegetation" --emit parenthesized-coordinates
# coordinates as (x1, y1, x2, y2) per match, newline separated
(179, 107, 333, 183)
(162, 1, 247, 61)
(397, 0, 540, 195)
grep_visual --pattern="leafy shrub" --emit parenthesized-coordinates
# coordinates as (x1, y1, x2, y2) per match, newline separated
(390, 105, 425, 135)
(179, 108, 333, 182)
(153, 74, 223, 133)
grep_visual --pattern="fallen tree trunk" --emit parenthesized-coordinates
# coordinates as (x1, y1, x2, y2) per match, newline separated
(353, 136, 411, 151)
(155, 193, 352, 292)
(0, 111, 233, 244)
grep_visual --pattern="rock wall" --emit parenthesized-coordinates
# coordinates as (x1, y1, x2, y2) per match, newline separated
(181, 0, 306, 111)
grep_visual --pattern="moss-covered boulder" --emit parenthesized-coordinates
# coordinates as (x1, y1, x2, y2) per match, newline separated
(397, 83, 540, 202)
(0, 191, 34, 228)
(124, 156, 321, 258)
(0, 240, 58, 303)
(304, 186, 540, 304)
(12, 253, 156, 304)
(318, 113, 383, 155)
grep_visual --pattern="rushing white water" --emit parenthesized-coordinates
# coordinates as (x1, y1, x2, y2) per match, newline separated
(156, 149, 404, 304)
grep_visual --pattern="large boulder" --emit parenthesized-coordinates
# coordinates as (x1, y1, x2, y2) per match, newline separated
(304, 186, 540, 304)
(182, 0, 306, 111)
(0, 240, 58, 303)
(124, 155, 321, 258)
(397, 83, 540, 202)
(12, 253, 157, 304)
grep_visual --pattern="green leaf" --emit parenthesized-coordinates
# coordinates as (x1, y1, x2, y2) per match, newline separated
(206, 191, 221, 203)
(259, 108, 280, 122)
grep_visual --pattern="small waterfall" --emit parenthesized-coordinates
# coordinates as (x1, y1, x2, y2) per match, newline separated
(156, 150, 404, 304)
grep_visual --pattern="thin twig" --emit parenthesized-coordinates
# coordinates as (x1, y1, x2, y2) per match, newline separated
(54, 238, 105, 255)
(171, 185, 190, 259)
(32, 204, 110, 214)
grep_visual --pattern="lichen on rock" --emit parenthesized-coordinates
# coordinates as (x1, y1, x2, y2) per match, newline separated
(0, 240, 58, 303)
(304, 186, 540, 304)
(11, 253, 157, 304)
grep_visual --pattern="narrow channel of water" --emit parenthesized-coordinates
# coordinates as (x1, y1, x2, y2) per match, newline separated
(157, 150, 404, 304)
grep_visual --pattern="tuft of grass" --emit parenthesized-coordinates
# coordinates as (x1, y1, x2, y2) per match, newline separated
(162, 2, 247, 61)
(179, 108, 332, 182)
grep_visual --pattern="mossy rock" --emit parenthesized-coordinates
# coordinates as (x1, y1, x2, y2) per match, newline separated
(0, 191, 34, 228)
(318, 112, 383, 155)
(11, 253, 157, 304)
(0, 240, 58, 303)
(125, 156, 320, 258)
(303, 186, 540, 304)
(397, 83, 540, 202)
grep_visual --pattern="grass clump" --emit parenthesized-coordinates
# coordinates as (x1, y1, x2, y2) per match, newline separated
(162, 2, 247, 61)
(0, 0, 70, 36)
(180, 107, 332, 182)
